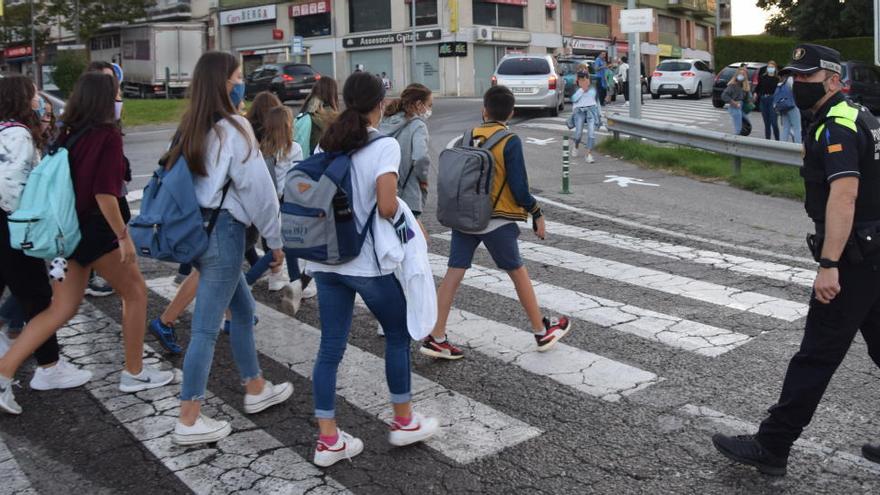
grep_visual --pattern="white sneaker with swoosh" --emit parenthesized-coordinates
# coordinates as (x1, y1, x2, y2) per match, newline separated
(313, 430, 364, 467)
(0, 376, 21, 415)
(388, 413, 440, 447)
(118, 365, 175, 393)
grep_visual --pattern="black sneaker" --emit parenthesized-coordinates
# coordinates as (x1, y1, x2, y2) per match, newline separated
(419, 336, 464, 360)
(712, 434, 788, 476)
(862, 443, 880, 464)
(535, 316, 572, 352)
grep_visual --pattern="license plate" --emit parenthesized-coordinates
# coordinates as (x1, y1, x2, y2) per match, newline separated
(663, 84, 677, 89)
(512, 87, 534, 94)
(299, 89, 310, 94)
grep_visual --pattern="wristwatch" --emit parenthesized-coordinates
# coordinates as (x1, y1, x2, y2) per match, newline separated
(819, 258, 839, 269)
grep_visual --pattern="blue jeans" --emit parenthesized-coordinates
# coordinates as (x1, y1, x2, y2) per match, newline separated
(180, 211, 261, 401)
(780, 108, 802, 144)
(760, 95, 779, 140)
(312, 272, 411, 419)
(245, 250, 301, 285)
(728, 105, 744, 134)
(572, 106, 598, 150)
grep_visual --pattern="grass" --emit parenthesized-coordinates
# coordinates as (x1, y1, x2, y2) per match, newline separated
(121, 98, 189, 127)
(597, 137, 805, 201)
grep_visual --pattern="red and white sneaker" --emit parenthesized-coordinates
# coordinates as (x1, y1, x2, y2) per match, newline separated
(313, 429, 364, 467)
(535, 316, 572, 352)
(388, 413, 440, 447)
(419, 335, 464, 360)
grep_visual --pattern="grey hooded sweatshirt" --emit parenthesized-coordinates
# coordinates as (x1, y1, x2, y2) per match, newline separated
(378, 112, 430, 213)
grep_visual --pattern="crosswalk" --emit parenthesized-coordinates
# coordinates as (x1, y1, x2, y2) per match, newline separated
(4, 203, 880, 492)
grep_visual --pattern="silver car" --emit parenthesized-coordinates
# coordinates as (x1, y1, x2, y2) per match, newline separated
(492, 54, 565, 116)
(649, 59, 715, 99)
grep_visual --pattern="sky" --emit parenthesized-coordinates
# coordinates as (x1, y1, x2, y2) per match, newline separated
(731, 0, 773, 35)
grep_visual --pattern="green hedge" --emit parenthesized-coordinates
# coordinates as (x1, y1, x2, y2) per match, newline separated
(714, 35, 874, 70)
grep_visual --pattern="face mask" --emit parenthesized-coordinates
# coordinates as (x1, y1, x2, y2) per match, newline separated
(421, 107, 432, 120)
(114, 100, 123, 121)
(34, 96, 46, 119)
(229, 82, 245, 108)
(793, 78, 830, 111)
(767, 67, 776, 76)
(736, 75, 745, 82)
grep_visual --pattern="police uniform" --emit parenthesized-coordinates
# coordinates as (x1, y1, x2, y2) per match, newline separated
(712, 44, 880, 475)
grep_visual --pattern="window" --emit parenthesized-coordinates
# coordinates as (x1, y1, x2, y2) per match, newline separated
(295, 12, 331, 37)
(694, 61, 711, 73)
(497, 57, 551, 76)
(349, 0, 391, 32)
(472, 0, 524, 28)
(284, 65, 315, 76)
(659, 15, 680, 34)
(695, 25, 708, 41)
(407, 0, 438, 27)
(656, 61, 691, 72)
(572, 2, 608, 24)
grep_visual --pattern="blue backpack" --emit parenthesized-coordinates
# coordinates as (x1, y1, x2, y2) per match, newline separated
(773, 82, 795, 113)
(129, 150, 230, 264)
(6, 125, 86, 259)
(281, 133, 390, 265)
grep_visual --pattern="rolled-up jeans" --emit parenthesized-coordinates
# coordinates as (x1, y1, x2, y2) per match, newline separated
(180, 210, 261, 401)
(311, 272, 410, 419)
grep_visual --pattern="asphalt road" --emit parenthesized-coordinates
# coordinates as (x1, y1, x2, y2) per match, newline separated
(2, 98, 880, 494)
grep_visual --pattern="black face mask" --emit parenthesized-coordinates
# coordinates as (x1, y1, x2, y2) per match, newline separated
(793, 80, 828, 111)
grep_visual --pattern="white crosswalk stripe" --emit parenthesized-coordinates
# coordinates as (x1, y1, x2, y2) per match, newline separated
(147, 277, 543, 465)
(0, 434, 37, 495)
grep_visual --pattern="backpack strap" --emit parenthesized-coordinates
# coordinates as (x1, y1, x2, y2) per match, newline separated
(0, 121, 29, 134)
(479, 129, 513, 151)
(460, 129, 472, 147)
(205, 180, 232, 237)
(63, 126, 94, 153)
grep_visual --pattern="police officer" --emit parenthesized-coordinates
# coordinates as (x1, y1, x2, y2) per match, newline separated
(712, 43, 880, 476)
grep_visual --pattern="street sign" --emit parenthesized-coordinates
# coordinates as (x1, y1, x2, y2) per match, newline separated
(619, 8, 654, 34)
(57, 44, 87, 51)
(438, 42, 468, 58)
(291, 35, 304, 55)
(875, 0, 879, 65)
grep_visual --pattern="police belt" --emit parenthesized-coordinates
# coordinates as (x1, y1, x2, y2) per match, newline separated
(808, 220, 880, 264)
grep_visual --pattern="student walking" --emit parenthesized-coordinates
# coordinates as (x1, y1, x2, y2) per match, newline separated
(306, 72, 439, 467)
(295, 78, 339, 158)
(774, 75, 802, 144)
(166, 51, 293, 445)
(570, 72, 601, 164)
(755, 61, 781, 140)
(421, 85, 572, 361)
(722, 67, 752, 135)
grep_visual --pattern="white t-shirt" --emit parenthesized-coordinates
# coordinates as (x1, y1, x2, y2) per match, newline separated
(307, 129, 401, 277)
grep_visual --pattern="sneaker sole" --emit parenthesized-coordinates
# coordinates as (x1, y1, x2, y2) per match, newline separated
(712, 437, 787, 476)
(172, 423, 232, 446)
(418, 346, 464, 361)
(862, 446, 880, 464)
(85, 288, 114, 297)
(389, 425, 439, 447)
(119, 374, 175, 393)
(30, 372, 93, 391)
(0, 401, 22, 415)
(313, 442, 365, 467)
(244, 383, 294, 414)
(536, 322, 573, 352)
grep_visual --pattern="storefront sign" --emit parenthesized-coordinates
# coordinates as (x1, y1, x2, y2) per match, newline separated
(565, 37, 608, 52)
(220, 5, 276, 26)
(483, 0, 527, 5)
(272, 29, 284, 40)
(658, 44, 672, 57)
(343, 29, 441, 49)
(439, 42, 468, 58)
(291, 35, 304, 55)
(4, 46, 32, 58)
(289, 0, 330, 17)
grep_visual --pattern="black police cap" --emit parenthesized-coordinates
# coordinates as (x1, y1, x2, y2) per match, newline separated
(780, 43, 842, 76)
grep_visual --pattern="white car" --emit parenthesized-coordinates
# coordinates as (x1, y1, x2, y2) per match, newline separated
(650, 59, 715, 100)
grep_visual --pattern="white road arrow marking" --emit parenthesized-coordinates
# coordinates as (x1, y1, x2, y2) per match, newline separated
(525, 137, 556, 146)
(603, 175, 660, 188)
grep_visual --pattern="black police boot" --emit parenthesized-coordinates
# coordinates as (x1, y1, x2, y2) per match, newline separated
(712, 433, 788, 476)
(862, 443, 880, 464)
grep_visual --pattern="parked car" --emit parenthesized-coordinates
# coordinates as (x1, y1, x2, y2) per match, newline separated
(245, 63, 320, 102)
(650, 59, 715, 100)
(841, 61, 880, 113)
(712, 62, 767, 108)
(492, 54, 565, 116)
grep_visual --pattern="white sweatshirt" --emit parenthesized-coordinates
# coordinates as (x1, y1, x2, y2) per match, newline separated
(0, 125, 39, 214)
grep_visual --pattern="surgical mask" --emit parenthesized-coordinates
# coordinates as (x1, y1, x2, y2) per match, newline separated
(736, 75, 745, 82)
(229, 82, 245, 108)
(793, 78, 831, 111)
(34, 96, 46, 119)
(114, 100, 123, 121)
(421, 108, 432, 120)
(767, 67, 776, 76)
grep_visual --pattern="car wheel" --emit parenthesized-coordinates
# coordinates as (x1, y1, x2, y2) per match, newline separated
(651, 92, 660, 100)
(712, 98, 725, 108)
(691, 83, 702, 100)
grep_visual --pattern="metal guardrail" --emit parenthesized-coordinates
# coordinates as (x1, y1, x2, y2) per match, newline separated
(605, 113, 803, 173)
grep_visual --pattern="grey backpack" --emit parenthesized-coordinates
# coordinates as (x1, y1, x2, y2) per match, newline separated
(436, 128, 511, 231)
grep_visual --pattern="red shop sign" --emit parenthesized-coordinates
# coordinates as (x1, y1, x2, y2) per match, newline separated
(289, 0, 330, 17)
(4, 46, 33, 58)
(272, 29, 284, 40)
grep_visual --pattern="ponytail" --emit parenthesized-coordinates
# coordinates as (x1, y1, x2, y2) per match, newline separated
(319, 72, 385, 153)
(383, 83, 431, 118)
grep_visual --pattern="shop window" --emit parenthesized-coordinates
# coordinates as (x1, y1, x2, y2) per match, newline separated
(349, 0, 391, 32)
(295, 12, 331, 37)
(695, 25, 708, 41)
(572, 2, 608, 25)
(659, 15, 679, 34)
(407, 0, 439, 27)
(472, 0, 524, 28)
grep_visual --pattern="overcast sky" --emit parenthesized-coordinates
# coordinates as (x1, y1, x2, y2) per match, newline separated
(732, 0, 773, 35)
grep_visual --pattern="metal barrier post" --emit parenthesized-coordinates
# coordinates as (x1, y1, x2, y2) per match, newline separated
(732, 156, 742, 175)
(562, 135, 571, 194)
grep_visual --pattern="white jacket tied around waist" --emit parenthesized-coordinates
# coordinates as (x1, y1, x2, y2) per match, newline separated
(372, 198, 437, 340)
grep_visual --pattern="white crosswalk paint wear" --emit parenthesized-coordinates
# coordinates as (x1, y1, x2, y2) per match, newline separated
(147, 278, 543, 465)
(427, 254, 752, 357)
(57, 305, 350, 495)
(435, 233, 808, 322)
(0, 434, 37, 495)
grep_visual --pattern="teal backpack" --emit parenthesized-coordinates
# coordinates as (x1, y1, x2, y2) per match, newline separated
(294, 112, 313, 158)
(7, 127, 89, 259)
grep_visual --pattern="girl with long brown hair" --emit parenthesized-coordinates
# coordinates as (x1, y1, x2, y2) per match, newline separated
(167, 51, 292, 446)
(294, 76, 339, 158)
(0, 72, 171, 415)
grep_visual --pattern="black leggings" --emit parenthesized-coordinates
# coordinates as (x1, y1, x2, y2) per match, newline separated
(0, 210, 59, 366)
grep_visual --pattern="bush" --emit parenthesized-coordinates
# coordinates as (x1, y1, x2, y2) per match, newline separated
(53, 50, 88, 98)
(714, 35, 874, 70)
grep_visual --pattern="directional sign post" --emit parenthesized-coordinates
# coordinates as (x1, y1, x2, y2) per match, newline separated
(291, 35, 304, 56)
(621, 5, 654, 120)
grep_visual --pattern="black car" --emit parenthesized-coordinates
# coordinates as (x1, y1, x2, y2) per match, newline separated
(712, 62, 767, 108)
(245, 63, 320, 102)
(841, 61, 880, 113)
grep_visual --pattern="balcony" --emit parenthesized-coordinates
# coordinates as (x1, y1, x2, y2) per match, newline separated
(667, 0, 699, 11)
(697, 0, 718, 19)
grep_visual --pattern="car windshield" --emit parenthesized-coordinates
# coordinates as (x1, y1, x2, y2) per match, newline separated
(498, 58, 551, 76)
(285, 66, 314, 76)
(718, 67, 737, 80)
(656, 61, 692, 72)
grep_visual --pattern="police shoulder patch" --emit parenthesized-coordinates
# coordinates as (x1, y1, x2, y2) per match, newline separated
(827, 143, 843, 153)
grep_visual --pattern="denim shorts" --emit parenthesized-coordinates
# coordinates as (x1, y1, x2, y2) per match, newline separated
(448, 222, 523, 271)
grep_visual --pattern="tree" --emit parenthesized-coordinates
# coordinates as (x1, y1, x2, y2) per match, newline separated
(46, 0, 156, 43)
(758, 0, 874, 40)
(53, 50, 88, 97)
(0, 2, 53, 51)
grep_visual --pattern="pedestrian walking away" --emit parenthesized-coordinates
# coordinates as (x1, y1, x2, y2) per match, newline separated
(569, 72, 601, 164)
(755, 61, 782, 140)
(164, 51, 293, 446)
(295, 77, 339, 159)
(304, 72, 440, 467)
(712, 43, 880, 476)
(722, 67, 753, 135)
(774, 75, 802, 144)
(423, 85, 573, 362)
